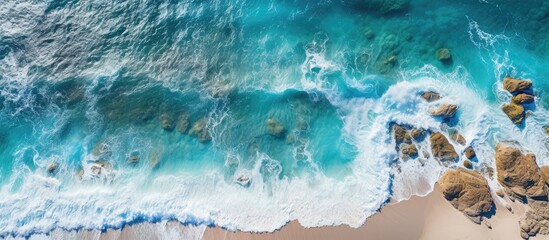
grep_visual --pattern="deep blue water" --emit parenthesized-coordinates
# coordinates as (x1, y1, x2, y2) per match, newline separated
(1, 0, 549, 237)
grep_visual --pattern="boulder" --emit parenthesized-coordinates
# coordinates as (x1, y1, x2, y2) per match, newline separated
(393, 124, 411, 144)
(463, 159, 473, 169)
(401, 144, 418, 158)
(160, 113, 175, 131)
(267, 118, 286, 138)
(465, 146, 476, 159)
(512, 93, 535, 105)
(436, 48, 452, 61)
(430, 132, 458, 162)
(438, 169, 493, 223)
(502, 103, 525, 124)
(541, 166, 549, 186)
(519, 200, 549, 239)
(177, 113, 189, 133)
(410, 128, 425, 140)
(452, 132, 466, 145)
(495, 143, 546, 198)
(545, 127, 549, 136)
(421, 91, 441, 102)
(503, 77, 532, 94)
(430, 104, 458, 119)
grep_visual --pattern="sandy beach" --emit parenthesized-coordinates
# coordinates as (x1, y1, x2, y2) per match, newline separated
(46, 185, 545, 240)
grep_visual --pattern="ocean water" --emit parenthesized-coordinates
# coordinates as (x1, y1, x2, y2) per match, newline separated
(1, 0, 549, 238)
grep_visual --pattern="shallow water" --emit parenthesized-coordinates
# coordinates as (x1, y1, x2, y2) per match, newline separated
(1, 0, 549, 237)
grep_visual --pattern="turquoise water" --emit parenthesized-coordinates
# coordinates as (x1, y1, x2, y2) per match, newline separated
(1, 0, 549, 237)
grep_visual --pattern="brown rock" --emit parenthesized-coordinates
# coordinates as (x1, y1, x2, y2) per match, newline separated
(541, 166, 549, 186)
(190, 117, 212, 143)
(519, 200, 549, 238)
(452, 132, 466, 145)
(495, 143, 546, 198)
(393, 124, 411, 144)
(465, 146, 476, 159)
(430, 104, 458, 119)
(463, 159, 473, 169)
(430, 132, 458, 162)
(545, 127, 549, 136)
(503, 77, 532, 94)
(401, 144, 418, 158)
(495, 189, 505, 198)
(420, 91, 441, 102)
(436, 48, 452, 61)
(438, 169, 493, 223)
(410, 128, 425, 140)
(502, 103, 525, 124)
(512, 93, 535, 105)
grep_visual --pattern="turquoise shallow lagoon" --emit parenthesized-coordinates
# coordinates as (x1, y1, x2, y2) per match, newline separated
(1, 0, 549, 237)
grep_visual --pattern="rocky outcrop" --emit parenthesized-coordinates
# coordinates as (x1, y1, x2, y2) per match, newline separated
(439, 169, 493, 224)
(420, 91, 441, 102)
(401, 144, 418, 158)
(502, 103, 525, 124)
(393, 124, 411, 144)
(410, 128, 425, 140)
(430, 104, 458, 120)
(430, 132, 458, 162)
(436, 48, 452, 61)
(495, 143, 546, 199)
(503, 77, 532, 94)
(512, 93, 535, 105)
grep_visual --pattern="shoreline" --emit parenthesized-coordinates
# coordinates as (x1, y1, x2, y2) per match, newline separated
(38, 185, 535, 240)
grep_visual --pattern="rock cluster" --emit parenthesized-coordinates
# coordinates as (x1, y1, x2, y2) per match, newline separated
(391, 124, 424, 159)
(501, 77, 534, 125)
(439, 169, 493, 224)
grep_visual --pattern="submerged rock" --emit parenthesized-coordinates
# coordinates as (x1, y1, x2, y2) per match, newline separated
(190, 117, 211, 143)
(267, 118, 286, 138)
(541, 166, 549, 186)
(127, 153, 140, 164)
(430, 132, 458, 162)
(512, 93, 535, 105)
(436, 48, 452, 61)
(438, 169, 493, 224)
(430, 104, 458, 120)
(47, 163, 58, 174)
(502, 103, 525, 124)
(92, 142, 111, 157)
(176, 114, 189, 133)
(420, 91, 441, 102)
(503, 77, 532, 94)
(160, 113, 175, 131)
(495, 143, 546, 199)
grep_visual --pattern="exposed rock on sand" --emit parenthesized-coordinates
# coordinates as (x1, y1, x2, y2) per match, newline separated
(503, 77, 532, 94)
(438, 169, 493, 224)
(420, 91, 441, 102)
(463, 159, 473, 169)
(430, 104, 458, 120)
(495, 143, 546, 199)
(512, 93, 535, 105)
(502, 103, 525, 124)
(267, 118, 286, 138)
(436, 48, 452, 61)
(430, 132, 458, 162)
(160, 113, 175, 131)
